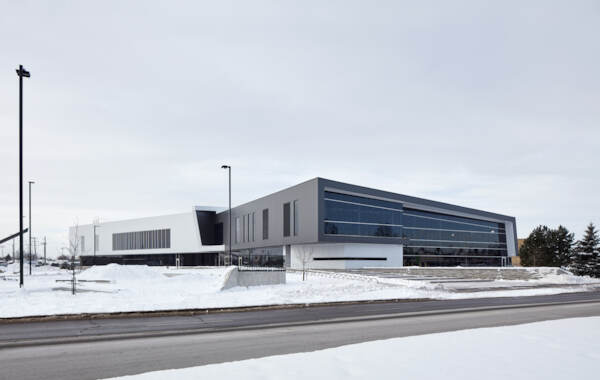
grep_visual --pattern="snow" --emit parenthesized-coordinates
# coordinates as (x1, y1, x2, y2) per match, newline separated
(78, 264, 162, 282)
(2, 262, 61, 275)
(105, 317, 600, 380)
(0, 264, 598, 319)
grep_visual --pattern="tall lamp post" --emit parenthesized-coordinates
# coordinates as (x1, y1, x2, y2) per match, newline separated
(221, 165, 232, 266)
(28, 180, 35, 274)
(92, 221, 100, 266)
(16, 65, 31, 287)
(43, 236, 47, 265)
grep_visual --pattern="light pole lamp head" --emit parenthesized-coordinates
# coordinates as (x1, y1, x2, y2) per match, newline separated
(16, 66, 31, 78)
(221, 165, 230, 169)
(29, 181, 35, 185)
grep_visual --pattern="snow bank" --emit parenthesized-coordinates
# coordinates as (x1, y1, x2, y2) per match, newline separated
(0, 266, 597, 319)
(79, 264, 162, 282)
(2, 263, 16, 274)
(105, 317, 600, 380)
(2, 263, 62, 275)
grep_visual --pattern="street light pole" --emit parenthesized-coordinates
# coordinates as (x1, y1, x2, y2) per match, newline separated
(43, 236, 47, 265)
(221, 165, 232, 266)
(16, 65, 30, 287)
(28, 180, 34, 274)
(92, 222, 100, 266)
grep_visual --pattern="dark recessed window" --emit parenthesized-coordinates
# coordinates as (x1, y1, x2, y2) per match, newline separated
(214, 223, 223, 245)
(262, 209, 269, 240)
(283, 202, 291, 237)
(293, 200, 299, 236)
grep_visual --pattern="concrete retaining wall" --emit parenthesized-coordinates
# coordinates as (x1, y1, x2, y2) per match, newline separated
(349, 267, 570, 281)
(221, 267, 286, 290)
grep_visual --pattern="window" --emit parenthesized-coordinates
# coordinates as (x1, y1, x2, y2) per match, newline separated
(80, 236, 85, 253)
(402, 207, 508, 256)
(242, 215, 246, 242)
(214, 223, 224, 245)
(283, 202, 291, 237)
(94, 234, 99, 251)
(235, 217, 241, 244)
(112, 229, 171, 251)
(322, 190, 509, 260)
(252, 212, 255, 242)
(323, 191, 403, 238)
(293, 200, 299, 236)
(262, 209, 269, 240)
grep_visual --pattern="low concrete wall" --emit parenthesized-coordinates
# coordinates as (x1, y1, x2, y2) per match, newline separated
(221, 267, 286, 290)
(346, 267, 570, 281)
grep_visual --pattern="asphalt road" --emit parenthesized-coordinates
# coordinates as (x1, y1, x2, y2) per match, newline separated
(1, 292, 600, 380)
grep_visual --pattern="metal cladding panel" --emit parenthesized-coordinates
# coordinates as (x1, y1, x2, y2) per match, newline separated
(216, 178, 319, 251)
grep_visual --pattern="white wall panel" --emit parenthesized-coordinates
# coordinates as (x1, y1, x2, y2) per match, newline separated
(69, 211, 223, 256)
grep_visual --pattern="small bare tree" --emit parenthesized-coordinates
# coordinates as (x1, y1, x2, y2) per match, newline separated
(68, 222, 81, 295)
(295, 246, 314, 281)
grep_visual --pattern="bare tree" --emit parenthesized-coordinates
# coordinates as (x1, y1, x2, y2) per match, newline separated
(295, 245, 314, 281)
(68, 222, 81, 295)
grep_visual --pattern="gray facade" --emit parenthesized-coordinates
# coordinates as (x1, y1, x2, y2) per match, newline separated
(215, 178, 319, 253)
(214, 178, 517, 267)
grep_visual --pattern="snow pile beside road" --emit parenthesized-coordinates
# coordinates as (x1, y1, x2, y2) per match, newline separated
(106, 317, 600, 380)
(1, 263, 62, 275)
(79, 264, 162, 282)
(2, 263, 20, 274)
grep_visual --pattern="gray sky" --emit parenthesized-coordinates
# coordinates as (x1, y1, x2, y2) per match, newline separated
(1, 1, 599, 258)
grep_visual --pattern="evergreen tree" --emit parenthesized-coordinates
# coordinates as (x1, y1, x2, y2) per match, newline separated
(520, 225, 575, 267)
(520, 226, 553, 267)
(550, 225, 575, 267)
(572, 223, 600, 277)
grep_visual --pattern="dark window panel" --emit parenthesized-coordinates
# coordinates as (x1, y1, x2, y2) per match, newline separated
(324, 191, 403, 211)
(283, 202, 291, 237)
(262, 209, 269, 240)
(324, 200, 403, 225)
(324, 222, 402, 238)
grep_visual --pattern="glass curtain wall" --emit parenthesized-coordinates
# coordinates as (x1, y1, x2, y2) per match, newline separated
(402, 208, 508, 266)
(323, 190, 508, 266)
(323, 191, 403, 238)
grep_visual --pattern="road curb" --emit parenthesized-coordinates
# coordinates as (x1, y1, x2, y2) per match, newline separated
(0, 298, 431, 324)
(1, 298, 599, 350)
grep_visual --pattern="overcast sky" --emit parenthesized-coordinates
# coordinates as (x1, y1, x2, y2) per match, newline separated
(1, 1, 599, 258)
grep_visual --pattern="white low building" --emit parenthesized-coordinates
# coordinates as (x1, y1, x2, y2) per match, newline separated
(71, 207, 225, 266)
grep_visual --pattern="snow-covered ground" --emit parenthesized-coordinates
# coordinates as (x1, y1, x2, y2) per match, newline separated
(105, 317, 600, 380)
(0, 264, 598, 319)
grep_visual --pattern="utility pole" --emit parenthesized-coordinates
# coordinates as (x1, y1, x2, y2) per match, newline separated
(221, 165, 232, 266)
(43, 236, 47, 265)
(92, 218, 100, 266)
(33, 236, 38, 263)
(17, 65, 31, 287)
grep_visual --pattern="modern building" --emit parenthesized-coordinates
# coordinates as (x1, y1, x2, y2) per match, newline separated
(71, 178, 517, 268)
